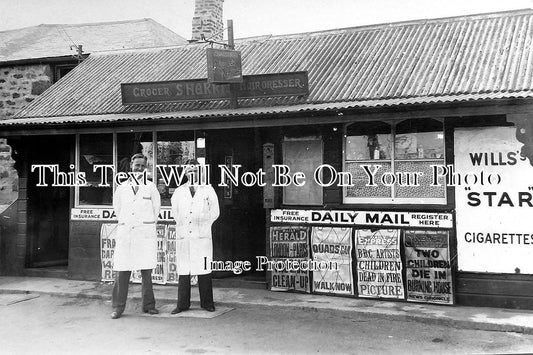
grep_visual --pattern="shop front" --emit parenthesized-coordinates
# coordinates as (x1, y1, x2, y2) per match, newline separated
(2, 9, 533, 309)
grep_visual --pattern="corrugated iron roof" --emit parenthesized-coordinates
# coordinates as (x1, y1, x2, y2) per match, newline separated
(0, 19, 187, 63)
(7, 9, 533, 126)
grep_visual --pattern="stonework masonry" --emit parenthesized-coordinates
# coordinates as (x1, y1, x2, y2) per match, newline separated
(0, 64, 52, 119)
(191, 0, 225, 42)
(0, 64, 51, 212)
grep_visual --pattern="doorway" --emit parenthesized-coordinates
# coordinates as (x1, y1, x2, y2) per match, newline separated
(207, 128, 266, 282)
(26, 135, 73, 267)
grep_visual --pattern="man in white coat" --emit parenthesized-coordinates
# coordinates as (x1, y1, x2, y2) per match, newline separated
(170, 159, 220, 314)
(110, 153, 161, 319)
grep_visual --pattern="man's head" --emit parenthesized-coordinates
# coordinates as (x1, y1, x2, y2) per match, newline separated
(184, 158, 200, 182)
(130, 153, 147, 172)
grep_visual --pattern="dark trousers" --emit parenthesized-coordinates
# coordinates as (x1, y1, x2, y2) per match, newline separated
(177, 273, 214, 310)
(112, 269, 155, 313)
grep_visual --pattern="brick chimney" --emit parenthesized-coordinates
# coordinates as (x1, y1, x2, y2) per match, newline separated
(191, 0, 224, 42)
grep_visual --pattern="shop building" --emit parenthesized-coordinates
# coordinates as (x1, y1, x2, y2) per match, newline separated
(2, 9, 533, 308)
(0, 19, 187, 224)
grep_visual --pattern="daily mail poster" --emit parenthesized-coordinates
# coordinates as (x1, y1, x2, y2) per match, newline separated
(311, 227, 354, 295)
(404, 230, 453, 305)
(355, 229, 404, 299)
(455, 127, 533, 273)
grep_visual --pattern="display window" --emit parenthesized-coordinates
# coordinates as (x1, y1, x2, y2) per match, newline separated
(75, 131, 195, 207)
(155, 131, 195, 206)
(77, 134, 113, 206)
(344, 118, 446, 204)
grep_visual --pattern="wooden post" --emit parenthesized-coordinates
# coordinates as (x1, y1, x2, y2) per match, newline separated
(227, 20, 238, 109)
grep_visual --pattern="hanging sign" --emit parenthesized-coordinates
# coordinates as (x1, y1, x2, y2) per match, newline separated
(207, 48, 243, 83)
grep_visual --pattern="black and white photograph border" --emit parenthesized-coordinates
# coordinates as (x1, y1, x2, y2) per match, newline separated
(2, 0, 533, 354)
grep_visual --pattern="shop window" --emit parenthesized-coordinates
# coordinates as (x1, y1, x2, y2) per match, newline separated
(283, 137, 323, 205)
(156, 131, 196, 206)
(78, 134, 113, 205)
(344, 118, 446, 204)
(116, 132, 154, 177)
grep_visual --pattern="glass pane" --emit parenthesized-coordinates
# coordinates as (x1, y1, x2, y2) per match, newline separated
(117, 132, 154, 178)
(156, 131, 195, 206)
(345, 161, 392, 198)
(395, 119, 444, 160)
(79, 134, 113, 205)
(346, 121, 392, 160)
(283, 139, 323, 205)
(395, 160, 446, 198)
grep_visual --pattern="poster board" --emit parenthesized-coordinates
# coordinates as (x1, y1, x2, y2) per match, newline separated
(311, 227, 354, 295)
(165, 224, 179, 284)
(404, 230, 453, 305)
(355, 229, 404, 299)
(100, 223, 117, 281)
(282, 138, 323, 205)
(131, 224, 167, 284)
(100, 223, 167, 284)
(269, 226, 311, 292)
(455, 127, 533, 273)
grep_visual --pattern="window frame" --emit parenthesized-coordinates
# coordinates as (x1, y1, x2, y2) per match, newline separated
(74, 130, 197, 208)
(342, 118, 447, 205)
(282, 135, 324, 206)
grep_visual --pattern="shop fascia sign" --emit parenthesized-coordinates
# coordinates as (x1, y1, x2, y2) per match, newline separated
(270, 209, 453, 229)
(120, 71, 309, 105)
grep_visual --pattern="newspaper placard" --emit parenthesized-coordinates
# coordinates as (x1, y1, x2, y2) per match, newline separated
(166, 224, 179, 284)
(311, 227, 354, 295)
(404, 230, 453, 305)
(270, 260, 311, 292)
(131, 224, 167, 284)
(269, 226, 310, 292)
(100, 223, 117, 282)
(100, 223, 167, 284)
(355, 229, 404, 299)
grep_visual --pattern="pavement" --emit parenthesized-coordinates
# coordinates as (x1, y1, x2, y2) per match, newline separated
(1, 276, 533, 334)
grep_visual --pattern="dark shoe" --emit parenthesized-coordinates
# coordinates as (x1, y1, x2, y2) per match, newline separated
(171, 307, 188, 314)
(110, 311, 121, 319)
(203, 306, 215, 312)
(143, 308, 159, 315)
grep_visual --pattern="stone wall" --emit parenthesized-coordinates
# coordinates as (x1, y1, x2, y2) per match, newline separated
(0, 64, 52, 212)
(0, 64, 53, 119)
(0, 139, 17, 212)
(192, 0, 225, 41)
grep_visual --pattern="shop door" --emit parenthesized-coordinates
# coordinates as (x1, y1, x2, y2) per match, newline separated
(27, 135, 73, 267)
(207, 129, 265, 277)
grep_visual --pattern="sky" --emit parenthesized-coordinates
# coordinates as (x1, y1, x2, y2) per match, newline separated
(1, 0, 533, 39)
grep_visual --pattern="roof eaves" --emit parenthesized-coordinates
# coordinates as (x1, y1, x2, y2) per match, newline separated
(0, 54, 84, 66)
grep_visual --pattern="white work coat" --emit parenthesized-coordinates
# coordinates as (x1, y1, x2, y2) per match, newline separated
(112, 179, 161, 271)
(171, 182, 220, 275)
